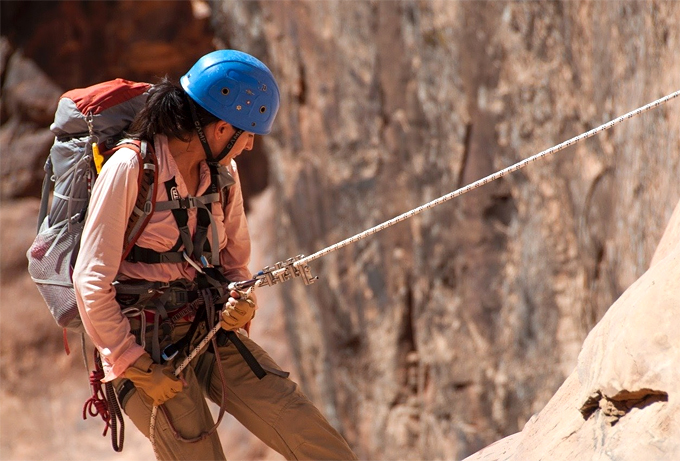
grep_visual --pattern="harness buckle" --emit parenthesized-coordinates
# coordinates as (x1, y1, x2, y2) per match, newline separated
(170, 289, 188, 305)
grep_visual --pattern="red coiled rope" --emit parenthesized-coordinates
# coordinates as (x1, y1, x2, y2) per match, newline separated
(83, 350, 111, 435)
(82, 349, 124, 451)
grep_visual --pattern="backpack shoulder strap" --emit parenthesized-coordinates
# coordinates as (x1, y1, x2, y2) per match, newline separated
(110, 139, 158, 261)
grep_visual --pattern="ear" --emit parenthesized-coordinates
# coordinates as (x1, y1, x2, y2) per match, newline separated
(213, 121, 232, 140)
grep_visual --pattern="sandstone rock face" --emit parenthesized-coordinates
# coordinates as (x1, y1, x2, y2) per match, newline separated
(1, 1, 679, 460)
(464, 199, 680, 461)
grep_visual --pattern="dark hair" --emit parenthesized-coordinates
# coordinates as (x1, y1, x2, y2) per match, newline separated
(126, 77, 219, 142)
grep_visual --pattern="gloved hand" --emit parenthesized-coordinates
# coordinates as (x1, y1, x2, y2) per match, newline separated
(123, 353, 183, 406)
(220, 290, 256, 330)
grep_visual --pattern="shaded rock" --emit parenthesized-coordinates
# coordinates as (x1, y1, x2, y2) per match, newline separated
(0, 1, 215, 89)
(2, 49, 61, 126)
(0, 121, 56, 199)
(0, 50, 62, 198)
(0, 51, 62, 200)
(0, 0, 217, 200)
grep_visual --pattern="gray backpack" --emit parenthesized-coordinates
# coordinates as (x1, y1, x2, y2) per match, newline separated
(27, 79, 158, 332)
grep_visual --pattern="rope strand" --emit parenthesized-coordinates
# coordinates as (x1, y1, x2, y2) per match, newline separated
(294, 89, 680, 268)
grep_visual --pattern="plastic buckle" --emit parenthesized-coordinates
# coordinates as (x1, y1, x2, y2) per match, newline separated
(161, 343, 179, 362)
(200, 255, 213, 268)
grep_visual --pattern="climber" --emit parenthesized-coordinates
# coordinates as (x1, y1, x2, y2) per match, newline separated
(72, 49, 357, 460)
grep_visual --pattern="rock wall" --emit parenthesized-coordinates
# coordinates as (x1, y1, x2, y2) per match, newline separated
(213, 1, 680, 459)
(1, 1, 679, 460)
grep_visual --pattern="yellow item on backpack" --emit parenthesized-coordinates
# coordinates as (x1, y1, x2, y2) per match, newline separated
(92, 142, 104, 174)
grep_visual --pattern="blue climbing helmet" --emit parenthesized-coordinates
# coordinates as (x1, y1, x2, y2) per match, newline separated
(180, 50, 280, 135)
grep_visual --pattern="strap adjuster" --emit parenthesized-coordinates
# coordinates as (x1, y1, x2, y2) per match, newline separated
(177, 197, 196, 209)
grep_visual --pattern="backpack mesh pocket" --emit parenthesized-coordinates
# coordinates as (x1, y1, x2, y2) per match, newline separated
(27, 218, 84, 330)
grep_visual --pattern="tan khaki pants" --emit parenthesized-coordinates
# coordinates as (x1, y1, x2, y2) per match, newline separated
(114, 329, 356, 461)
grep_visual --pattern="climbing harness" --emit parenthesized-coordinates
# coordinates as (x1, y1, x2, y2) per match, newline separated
(82, 144, 238, 453)
(231, 89, 680, 293)
(146, 282, 261, 457)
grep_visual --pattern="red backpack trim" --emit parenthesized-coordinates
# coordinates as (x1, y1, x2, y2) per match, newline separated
(63, 79, 151, 116)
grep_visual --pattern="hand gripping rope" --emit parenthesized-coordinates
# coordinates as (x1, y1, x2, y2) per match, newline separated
(148, 89, 679, 457)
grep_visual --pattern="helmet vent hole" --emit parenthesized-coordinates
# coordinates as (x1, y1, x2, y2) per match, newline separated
(221, 88, 230, 96)
(252, 122, 256, 127)
(260, 106, 267, 113)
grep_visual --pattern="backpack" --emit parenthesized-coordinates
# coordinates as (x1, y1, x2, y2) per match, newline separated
(27, 79, 158, 332)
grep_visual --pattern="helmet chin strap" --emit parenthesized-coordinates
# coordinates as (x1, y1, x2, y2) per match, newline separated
(187, 98, 244, 164)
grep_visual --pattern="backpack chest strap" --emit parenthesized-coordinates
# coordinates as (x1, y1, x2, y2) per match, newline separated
(153, 192, 221, 212)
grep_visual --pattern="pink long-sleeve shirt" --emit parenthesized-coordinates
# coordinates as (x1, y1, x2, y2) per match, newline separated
(73, 134, 253, 381)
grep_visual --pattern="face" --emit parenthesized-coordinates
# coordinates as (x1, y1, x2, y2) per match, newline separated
(209, 121, 255, 165)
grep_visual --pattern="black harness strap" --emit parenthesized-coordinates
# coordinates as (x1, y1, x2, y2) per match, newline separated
(125, 246, 185, 264)
(165, 178, 195, 257)
(193, 207, 212, 261)
(219, 330, 267, 380)
(160, 305, 207, 363)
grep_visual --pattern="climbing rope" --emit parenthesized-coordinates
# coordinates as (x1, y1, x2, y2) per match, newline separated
(232, 89, 680, 291)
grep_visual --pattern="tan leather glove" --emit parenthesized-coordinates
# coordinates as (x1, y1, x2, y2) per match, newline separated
(123, 353, 183, 406)
(220, 294, 256, 330)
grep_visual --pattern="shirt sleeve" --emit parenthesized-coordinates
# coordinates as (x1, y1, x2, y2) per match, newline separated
(73, 148, 146, 381)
